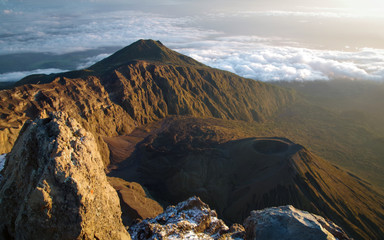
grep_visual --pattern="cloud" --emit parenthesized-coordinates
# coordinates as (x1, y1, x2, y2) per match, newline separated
(0, 68, 68, 82)
(0, 2, 383, 82)
(176, 38, 384, 82)
(0, 9, 218, 55)
(76, 53, 111, 69)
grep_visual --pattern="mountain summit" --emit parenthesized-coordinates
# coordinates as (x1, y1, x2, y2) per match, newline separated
(90, 39, 205, 71)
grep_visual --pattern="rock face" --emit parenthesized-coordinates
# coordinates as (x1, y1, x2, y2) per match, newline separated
(244, 205, 351, 240)
(0, 112, 130, 240)
(129, 196, 244, 240)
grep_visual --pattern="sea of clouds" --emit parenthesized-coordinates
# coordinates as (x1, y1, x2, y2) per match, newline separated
(1, 4, 384, 82)
(177, 39, 384, 81)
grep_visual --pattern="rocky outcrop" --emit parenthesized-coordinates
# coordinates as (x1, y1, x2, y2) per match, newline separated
(129, 196, 244, 240)
(244, 205, 351, 240)
(128, 197, 351, 240)
(0, 112, 130, 240)
(0, 76, 135, 165)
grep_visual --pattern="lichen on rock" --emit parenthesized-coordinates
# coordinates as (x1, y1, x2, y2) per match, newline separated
(129, 196, 244, 240)
(0, 112, 130, 240)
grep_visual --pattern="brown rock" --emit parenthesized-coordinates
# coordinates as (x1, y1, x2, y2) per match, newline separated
(0, 112, 130, 240)
(129, 196, 234, 240)
(243, 205, 351, 240)
(107, 177, 163, 225)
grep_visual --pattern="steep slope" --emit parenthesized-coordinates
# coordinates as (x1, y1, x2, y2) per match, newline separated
(0, 76, 134, 166)
(0, 112, 130, 240)
(0, 40, 295, 156)
(271, 80, 384, 188)
(108, 117, 384, 240)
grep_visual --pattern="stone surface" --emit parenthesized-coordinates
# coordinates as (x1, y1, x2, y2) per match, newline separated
(244, 205, 351, 240)
(129, 196, 244, 240)
(0, 112, 130, 240)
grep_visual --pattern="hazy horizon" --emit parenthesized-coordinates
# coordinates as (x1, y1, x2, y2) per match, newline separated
(1, 0, 384, 82)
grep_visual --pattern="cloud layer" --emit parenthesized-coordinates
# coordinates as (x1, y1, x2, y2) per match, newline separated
(0, 9, 216, 55)
(177, 38, 384, 82)
(0, 68, 67, 82)
(1, 1, 384, 82)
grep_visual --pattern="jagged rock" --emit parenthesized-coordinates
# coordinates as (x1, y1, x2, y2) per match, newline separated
(243, 205, 351, 240)
(129, 196, 244, 240)
(0, 112, 130, 240)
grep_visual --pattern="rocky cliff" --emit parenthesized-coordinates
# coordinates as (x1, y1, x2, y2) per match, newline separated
(0, 112, 130, 240)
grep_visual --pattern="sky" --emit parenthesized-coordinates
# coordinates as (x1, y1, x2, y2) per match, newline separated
(1, 0, 384, 82)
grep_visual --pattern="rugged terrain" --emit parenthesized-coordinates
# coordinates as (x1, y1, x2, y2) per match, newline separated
(0, 112, 130, 240)
(0, 40, 383, 240)
(108, 117, 384, 240)
(0, 40, 294, 162)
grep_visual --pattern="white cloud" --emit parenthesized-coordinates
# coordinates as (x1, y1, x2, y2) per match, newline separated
(0, 10, 218, 55)
(176, 38, 384, 82)
(0, 68, 67, 82)
(76, 53, 111, 69)
(0, 2, 384, 83)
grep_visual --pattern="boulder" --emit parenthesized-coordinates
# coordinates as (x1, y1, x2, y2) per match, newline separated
(129, 196, 244, 240)
(0, 112, 130, 240)
(243, 205, 351, 240)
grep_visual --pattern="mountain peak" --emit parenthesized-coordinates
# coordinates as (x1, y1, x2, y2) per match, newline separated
(90, 39, 205, 71)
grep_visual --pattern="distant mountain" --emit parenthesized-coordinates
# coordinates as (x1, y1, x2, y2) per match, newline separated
(90, 39, 205, 71)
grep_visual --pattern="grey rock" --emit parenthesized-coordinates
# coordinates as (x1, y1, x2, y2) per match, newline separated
(0, 112, 130, 240)
(129, 196, 244, 240)
(243, 205, 351, 240)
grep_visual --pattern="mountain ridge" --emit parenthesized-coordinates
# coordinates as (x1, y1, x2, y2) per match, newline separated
(90, 39, 206, 71)
(0, 40, 383, 240)
(0, 40, 295, 155)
